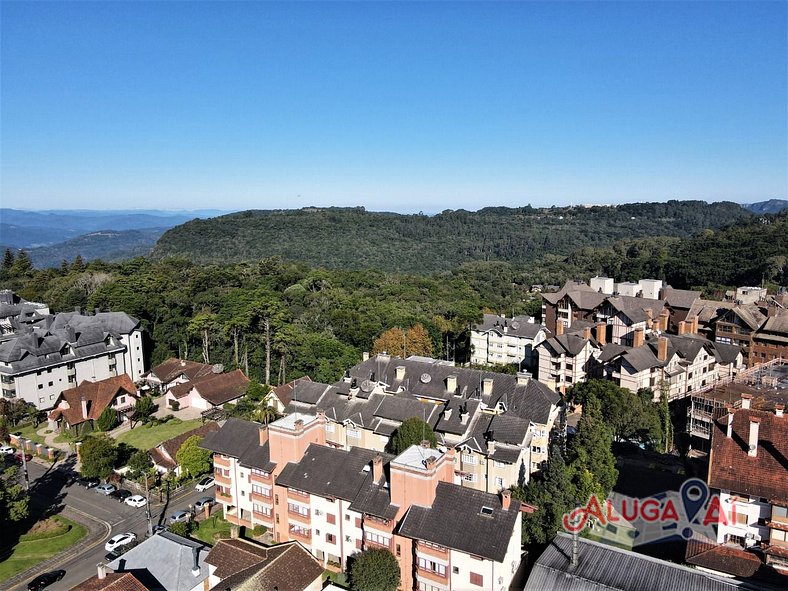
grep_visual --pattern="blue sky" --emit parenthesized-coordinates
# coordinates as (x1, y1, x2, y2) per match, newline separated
(1, 1, 785, 212)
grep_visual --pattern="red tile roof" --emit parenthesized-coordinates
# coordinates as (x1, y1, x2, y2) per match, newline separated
(147, 357, 214, 385)
(685, 536, 763, 578)
(48, 375, 137, 426)
(271, 376, 312, 406)
(70, 572, 148, 591)
(149, 421, 220, 469)
(191, 369, 249, 406)
(708, 408, 788, 504)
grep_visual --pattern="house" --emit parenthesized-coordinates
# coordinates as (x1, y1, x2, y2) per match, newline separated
(204, 538, 323, 591)
(470, 313, 549, 370)
(713, 304, 767, 362)
(165, 369, 249, 410)
(0, 309, 145, 410)
(541, 280, 606, 334)
(751, 311, 788, 366)
(524, 533, 746, 591)
(143, 358, 215, 392)
(661, 287, 702, 332)
(267, 375, 312, 413)
(105, 531, 210, 591)
(47, 375, 138, 434)
(201, 417, 526, 591)
(536, 323, 601, 394)
(595, 295, 665, 346)
(149, 421, 220, 476)
(71, 565, 148, 591)
(0, 290, 49, 335)
(707, 401, 788, 574)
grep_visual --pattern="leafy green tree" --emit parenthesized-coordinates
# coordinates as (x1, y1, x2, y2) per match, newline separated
(0, 465, 29, 528)
(176, 435, 212, 477)
(134, 395, 155, 423)
(245, 381, 270, 402)
(388, 417, 437, 455)
(96, 406, 118, 432)
(79, 434, 118, 479)
(568, 395, 618, 499)
(168, 520, 194, 536)
(127, 449, 152, 478)
(350, 547, 400, 591)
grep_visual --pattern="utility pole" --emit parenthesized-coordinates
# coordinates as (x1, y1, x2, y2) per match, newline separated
(144, 473, 153, 536)
(19, 438, 29, 491)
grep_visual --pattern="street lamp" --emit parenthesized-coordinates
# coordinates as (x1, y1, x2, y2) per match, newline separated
(18, 437, 29, 490)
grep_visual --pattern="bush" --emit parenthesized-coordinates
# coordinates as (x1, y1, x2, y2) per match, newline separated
(170, 401, 180, 411)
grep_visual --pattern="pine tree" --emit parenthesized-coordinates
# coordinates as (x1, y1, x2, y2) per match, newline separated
(2, 249, 14, 270)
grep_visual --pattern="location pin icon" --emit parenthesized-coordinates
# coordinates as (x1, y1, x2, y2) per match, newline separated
(680, 478, 709, 524)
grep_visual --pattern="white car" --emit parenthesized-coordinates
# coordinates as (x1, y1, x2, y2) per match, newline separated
(105, 532, 137, 552)
(0, 445, 14, 455)
(95, 483, 116, 495)
(195, 476, 215, 492)
(124, 495, 147, 508)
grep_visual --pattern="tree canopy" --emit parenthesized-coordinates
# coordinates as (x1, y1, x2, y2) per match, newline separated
(350, 547, 400, 591)
(388, 417, 437, 455)
(0, 465, 29, 528)
(176, 435, 212, 477)
(96, 406, 119, 432)
(79, 434, 118, 479)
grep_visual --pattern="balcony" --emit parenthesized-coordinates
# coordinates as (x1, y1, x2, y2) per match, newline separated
(250, 471, 271, 483)
(213, 472, 232, 486)
(289, 527, 311, 542)
(250, 491, 273, 504)
(288, 509, 311, 525)
(416, 565, 448, 584)
(216, 490, 233, 503)
(213, 455, 231, 469)
(416, 541, 449, 559)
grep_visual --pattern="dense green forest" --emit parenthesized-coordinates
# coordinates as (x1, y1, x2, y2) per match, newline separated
(151, 201, 752, 272)
(3, 213, 784, 389)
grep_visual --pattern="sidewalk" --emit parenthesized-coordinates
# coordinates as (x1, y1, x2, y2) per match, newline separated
(3, 506, 111, 591)
(35, 426, 72, 454)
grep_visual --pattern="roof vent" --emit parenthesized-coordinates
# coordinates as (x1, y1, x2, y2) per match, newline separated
(420, 373, 432, 384)
(480, 506, 494, 516)
(360, 380, 374, 393)
(362, 465, 371, 473)
(511, 322, 520, 330)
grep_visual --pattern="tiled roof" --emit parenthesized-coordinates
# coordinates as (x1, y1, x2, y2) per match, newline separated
(606, 296, 666, 324)
(200, 418, 276, 472)
(759, 311, 788, 335)
(70, 572, 148, 591)
(473, 314, 544, 339)
(685, 535, 763, 578)
(150, 421, 220, 470)
(147, 358, 215, 385)
(524, 533, 743, 591)
(205, 537, 273, 579)
(541, 333, 591, 357)
(48, 375, 137, 426)
(397, 481, 520, 562)
(270, 376, 312, 406)
(687, 299, 734, 324)
(190, 369, 249, 406)
(662, 287, 702, 310)
(708, 408, 788, 503)
(728, 305, 767, 331)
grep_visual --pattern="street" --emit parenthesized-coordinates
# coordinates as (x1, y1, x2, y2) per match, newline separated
(7, 458, 210, 591)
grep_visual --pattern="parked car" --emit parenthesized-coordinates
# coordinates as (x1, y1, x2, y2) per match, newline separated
(125, 495, 147, 508)
(104, 537, 138, 561)
(105, 532, 137, 552)
(169, 510, 191, 524)
(14, 452, 33, 463)
(95, 483, 117, 495)
(0, 445, 14, 455)
(195, 476, 215, 491)
(27, 570, 66, 590)
(110, 489, 132, 502)
(194, 497, 215, 512)
(78, 476, 100, 488)
(152, 525, 168, 535)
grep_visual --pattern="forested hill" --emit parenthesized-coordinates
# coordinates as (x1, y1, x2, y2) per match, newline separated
(151, 201, 751, 273)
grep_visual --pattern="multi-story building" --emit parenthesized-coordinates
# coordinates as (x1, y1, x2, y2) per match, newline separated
(202, 416, 525, 591)
(707, 400, 788, 574)
(0, 290, 49, 335)
(536, 323, 601, 394)
(470, 314, 549, 370)
(0, 310, 145, 409)
(750, 311, 788, 366)
(541, 280, 606, 334)
(713, 305, 766, 362)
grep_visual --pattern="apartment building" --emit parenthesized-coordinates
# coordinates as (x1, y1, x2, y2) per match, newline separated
(202, 416, 525, 591)
(751, 312, 788, 366)
(541, 280, 606, 334)
(470, 314, 549, 370)
(0, 310, 145, 410)
(0, 290, 49, 335)
(283, 355, 561, 482)
(707, 402, 788, 574)
(713, 305, 766, 361)
(536, 323, 600, 394)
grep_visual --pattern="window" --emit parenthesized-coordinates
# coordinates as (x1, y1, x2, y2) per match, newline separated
(326, 513, 336, 524)
(495, 477, 504, 488)
(325, 423, 335, 433)
(452, 566, 459, 574)
(470, 572, 483, 586)
(253, 503, 271, 516)
(396, 543, 401, 557)
(493, 460, 507, 468)
(347, 429, 360, 439)
(48, 381, 53, 387)
(252, 484, 271, 497)
(288, 503, 309, 516)
(463, 473, 477, 483)
(461, 453, 477, 465)
(365, 531, 390, 547)
(38, 384, 43, 389)
(345, 514, 351, 521)
(326, 533, 336, 544)
(417, 558, 447, 577)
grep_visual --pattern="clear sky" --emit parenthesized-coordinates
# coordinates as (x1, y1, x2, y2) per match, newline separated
(1, 1, 785, 213)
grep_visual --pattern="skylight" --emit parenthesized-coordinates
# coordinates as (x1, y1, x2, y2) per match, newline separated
(480, 506, 494, 516)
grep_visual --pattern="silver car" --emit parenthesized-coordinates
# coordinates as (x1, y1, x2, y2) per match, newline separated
(194, 497, 214, 512)
(169, 510, 191, 524)
(95, 483, 117, 495)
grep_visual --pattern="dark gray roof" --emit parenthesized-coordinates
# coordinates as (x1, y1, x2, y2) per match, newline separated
(606, 296, 666, 324)
(50, 310, 140, 337)
(524, 533, 745, 591)
(200, 418, 276, 472)
(541, 333, 590, 357)
(473, 314, 544, 339)
(349, 473, 400, 521)
(397, 482, 520, 562)
(276, 445, 387, 502)
(490, 445, 522, 463)
(503, 379, 561, 425)
(662, 287, 702, 310)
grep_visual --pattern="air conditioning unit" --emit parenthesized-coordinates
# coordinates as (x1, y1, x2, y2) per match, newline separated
(315, 509, 322, 516)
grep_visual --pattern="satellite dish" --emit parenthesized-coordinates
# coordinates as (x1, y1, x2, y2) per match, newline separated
(360, 380, 374, 393)
(420, 373, 432, 384)
(511, 322, 520, 329)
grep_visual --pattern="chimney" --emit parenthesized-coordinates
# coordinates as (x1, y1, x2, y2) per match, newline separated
(362, 351, 369, 362)
(501, 489, 511, 510)
(443, 408, 453, 421)
(571, 529, 579, 568)
(396, 366, 406, 381)
(420, 439, 431, 448)
(657, 337, 668, 362)
(81, 396, 88, 420)
(556, 321, 565, 336)
(425, 455, 436, 469)
(516, 372, 530, 386)
(726, 407, 734, 438)
(645, 308, 653, 322)
(487, 439, 496, 455)
(691, 316, 699, 334)
(258, 426, 269, 446)
(659, 310, 669, 331)
(776, 404, 784, 418)
(372, 455, 383, 483)
(191, 546, 200, 577)
(582, 326, 591, 340)
(596, 322, 606, 345)
(97, 563, 107, 580)
(741, 393, 752, 410)
(482, 378, 494, 396)
(446, 375, 457, 393)
(293, 418, 304, 431)
(678, 321, 687, 335)
(748, 417, 761, 458)
(633, 328, 645, 348)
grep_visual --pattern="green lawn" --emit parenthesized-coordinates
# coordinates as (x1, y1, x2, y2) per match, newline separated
(192, 514, 234, 545)
(13, 423, 47, 446)
(116, 419, 203, 450)
(0, 516, 87, 583)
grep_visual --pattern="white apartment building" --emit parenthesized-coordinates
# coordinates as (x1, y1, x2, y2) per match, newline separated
(470, 314, 548, 370)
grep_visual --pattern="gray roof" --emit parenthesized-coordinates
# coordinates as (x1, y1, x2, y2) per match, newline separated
(662, 287, 702, 310)
(397, 482, 520, 562)
(473, 314, 544, 339)
(541, 333, 590, 357)
(276, 444, 390, 502)
(107, 531, 209, 591)
(606, 296, 666, 324)
(200, 418, 276, 472)
(524, 533, 746, 591)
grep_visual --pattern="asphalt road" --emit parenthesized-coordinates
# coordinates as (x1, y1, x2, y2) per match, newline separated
(7, 459, 210, 591)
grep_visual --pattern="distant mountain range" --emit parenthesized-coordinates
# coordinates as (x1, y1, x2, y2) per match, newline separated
(743, 199, 788, 214)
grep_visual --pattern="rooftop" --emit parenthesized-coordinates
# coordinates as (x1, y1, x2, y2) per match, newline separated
(391, 444, 443, 471)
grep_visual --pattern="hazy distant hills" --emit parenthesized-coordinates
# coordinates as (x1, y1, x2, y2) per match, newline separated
(0, 208, 227, 267)
(744, 199, 788, 214)
(150, 201, 753, 273)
